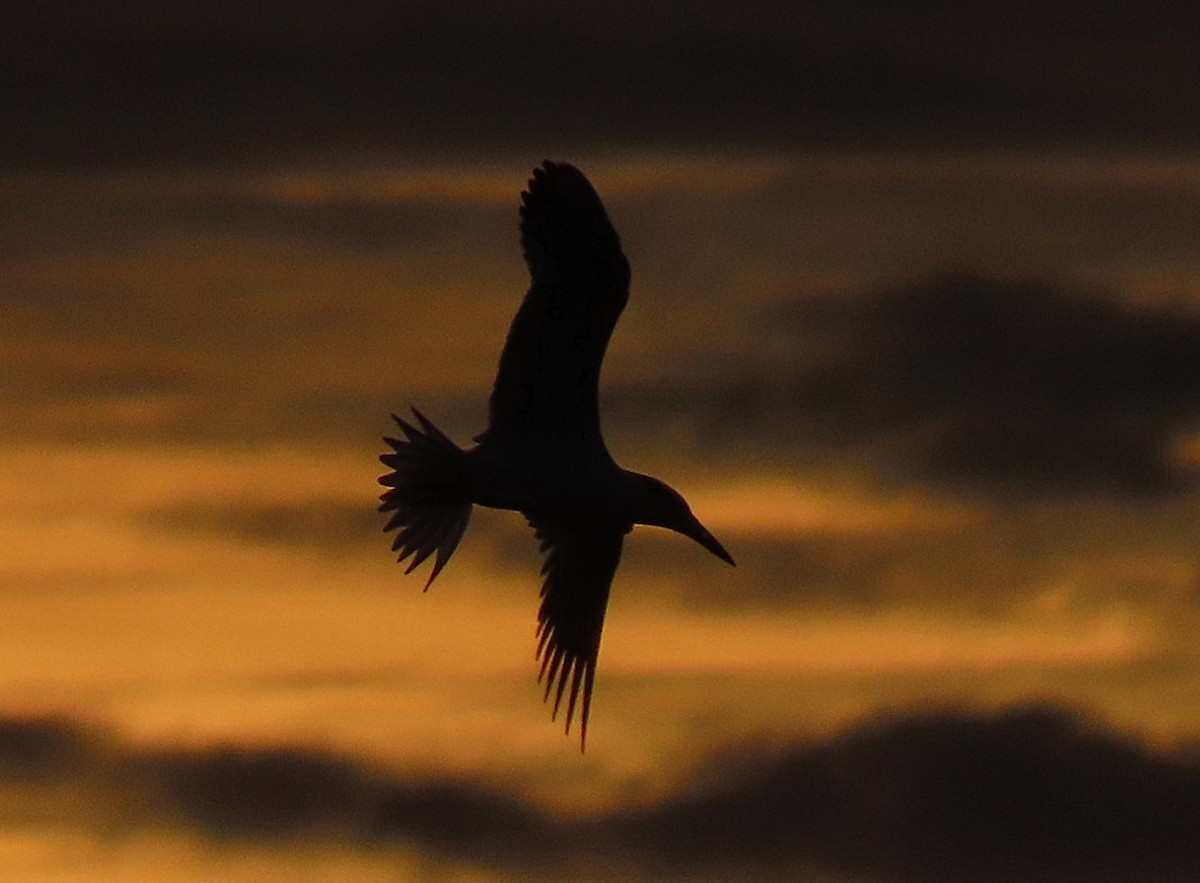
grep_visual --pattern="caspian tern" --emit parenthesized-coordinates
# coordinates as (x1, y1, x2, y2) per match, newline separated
(379, 161, 734, 749)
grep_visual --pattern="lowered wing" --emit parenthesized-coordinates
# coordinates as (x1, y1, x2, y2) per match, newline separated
(530, 516, 626, 750)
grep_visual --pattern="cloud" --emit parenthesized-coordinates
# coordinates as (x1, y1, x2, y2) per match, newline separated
(142, 499, 381, 556)
(0, 716, 92, 783)
(366, 781, 558, 869)
(3, 704, 1199, 881)
(3, 1, 1199, 171)
(675, 273, 1200, 498)
(172, 198, 433, 255)
(141, 745, 368, 840)
(605, 703, 1200, 882)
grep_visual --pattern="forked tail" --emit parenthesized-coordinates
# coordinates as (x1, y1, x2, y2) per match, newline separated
(378, 407, 472, 588)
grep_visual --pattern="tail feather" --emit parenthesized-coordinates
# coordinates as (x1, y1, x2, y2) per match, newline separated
(378, 407, 472, 589)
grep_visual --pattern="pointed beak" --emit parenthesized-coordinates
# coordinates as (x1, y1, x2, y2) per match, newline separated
(682, 516, 736, 567)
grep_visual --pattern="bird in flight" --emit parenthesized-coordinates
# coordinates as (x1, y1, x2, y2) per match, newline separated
(379, 160, 734, 749)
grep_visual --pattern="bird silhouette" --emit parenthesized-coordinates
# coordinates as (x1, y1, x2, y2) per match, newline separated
(379, 160, 734, 749)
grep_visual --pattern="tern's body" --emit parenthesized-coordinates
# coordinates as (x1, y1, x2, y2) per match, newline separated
(379, 161, 733, 748)
(465, 447, 655, 525)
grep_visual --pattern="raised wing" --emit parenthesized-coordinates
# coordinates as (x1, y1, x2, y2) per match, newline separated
(530, 516, 626, 750)
(478, 161, 631, 453)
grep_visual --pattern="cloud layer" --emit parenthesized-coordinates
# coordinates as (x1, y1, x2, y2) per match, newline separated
(4, 704, 1199, 881)
(607, 704, 1200, 882)
(5, 2, 1200, 171)
(672, 273, 1200, 498)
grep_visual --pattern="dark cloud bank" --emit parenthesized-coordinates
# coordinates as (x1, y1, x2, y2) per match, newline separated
(5, 704, 1199, 881)
(144, 498, 381, 557)
(5, 1, 1200, 171)
(647, 273, 1200, 500)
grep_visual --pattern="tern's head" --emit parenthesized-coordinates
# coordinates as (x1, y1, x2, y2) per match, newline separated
(629, 473, 735, 566)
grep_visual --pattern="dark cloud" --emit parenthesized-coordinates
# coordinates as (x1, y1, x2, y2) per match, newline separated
(0, 717, 92, 783)
(624, 529, 985, 612)
(672, 273, 1200, 498)
(3, 1, 1200, 171)
(3, 705, 1199, 881)
(167, 193, 494, 256)
(605, 703, 1200, 882)
(0, 178, 466, 268)
(142, 498, 381, 556)
(141, 745, 368, 840)
(367, 781, 560, 867)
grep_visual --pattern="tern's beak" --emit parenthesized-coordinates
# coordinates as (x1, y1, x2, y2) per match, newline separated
(681, 515, 736, 567)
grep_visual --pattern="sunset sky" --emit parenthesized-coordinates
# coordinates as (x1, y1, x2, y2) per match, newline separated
(5, 2, 1200, 880)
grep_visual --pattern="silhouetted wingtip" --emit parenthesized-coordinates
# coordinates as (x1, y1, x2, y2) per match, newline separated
(565, 664, 586, 732)
(525, 160, 582, 197)
(543, 650, 565, 706)
(553, 663, 572, 720)
(424, 557, 448, 589)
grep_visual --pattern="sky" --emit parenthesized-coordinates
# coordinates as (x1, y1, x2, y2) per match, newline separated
(4, 2, 1200, 880)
